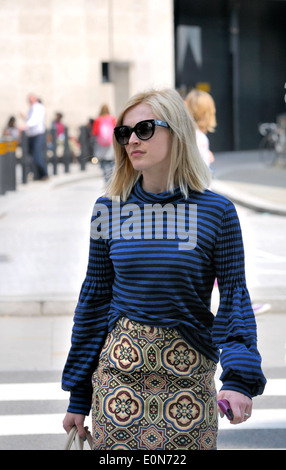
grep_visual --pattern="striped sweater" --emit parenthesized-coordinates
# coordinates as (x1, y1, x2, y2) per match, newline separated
(62, 178, 266, 415)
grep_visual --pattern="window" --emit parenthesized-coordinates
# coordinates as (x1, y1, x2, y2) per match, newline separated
(101, 62, 110, 83)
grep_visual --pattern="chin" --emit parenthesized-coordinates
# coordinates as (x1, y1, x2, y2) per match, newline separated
(130, 162, 147, 172)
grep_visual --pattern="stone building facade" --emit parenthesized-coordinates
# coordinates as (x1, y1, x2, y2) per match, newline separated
(0, 0, 174, 135)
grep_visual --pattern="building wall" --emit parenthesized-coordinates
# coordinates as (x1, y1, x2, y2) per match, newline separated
(174, 0, 286, 151)
(0, 0, 174, 136)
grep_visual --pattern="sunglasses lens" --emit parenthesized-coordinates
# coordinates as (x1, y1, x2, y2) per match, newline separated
(136, 121, 154, 140)
(114, 127, 131, 145)
(114, 120, 156, 145)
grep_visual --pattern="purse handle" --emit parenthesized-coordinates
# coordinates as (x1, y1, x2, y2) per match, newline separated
(64, 426, 93, 450)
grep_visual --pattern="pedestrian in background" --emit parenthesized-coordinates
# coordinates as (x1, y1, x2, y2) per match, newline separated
(2, 116, 20, 143)
(85, 118, 94, 159)
(21, 94, 48, 181)
(62, 88, 266, 450)
(92, 104, 116, 182)
(51, 112, 65, 140)
(185, 89, 216, 168)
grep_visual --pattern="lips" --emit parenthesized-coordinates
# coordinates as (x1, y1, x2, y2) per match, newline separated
(131, 150, 144, 157)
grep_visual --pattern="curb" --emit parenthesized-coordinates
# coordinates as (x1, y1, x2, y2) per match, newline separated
(0, 298, 78, 316)
(210, 180, 286, 216)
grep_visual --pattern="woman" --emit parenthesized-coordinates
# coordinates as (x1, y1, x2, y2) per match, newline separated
(185, 89, 216, 168)
(92, 104, 116, 182)
(2, 116, 20, 142)
(62, 88, 266, 450)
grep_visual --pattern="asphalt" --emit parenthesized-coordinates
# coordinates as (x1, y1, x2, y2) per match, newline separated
(0, 150, 285, 318)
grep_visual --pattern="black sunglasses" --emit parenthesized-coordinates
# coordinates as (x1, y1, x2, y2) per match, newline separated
(114, 119, 170, 146)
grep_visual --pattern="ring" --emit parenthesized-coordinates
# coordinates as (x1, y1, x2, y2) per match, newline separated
(244, 413, 250, 417)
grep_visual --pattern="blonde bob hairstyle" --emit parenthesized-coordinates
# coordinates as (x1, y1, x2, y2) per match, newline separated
(106, 88, 211, 201)
(185, 89, 217, 134)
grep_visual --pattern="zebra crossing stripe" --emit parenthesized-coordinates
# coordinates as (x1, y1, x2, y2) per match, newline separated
(0, 414, 92, 437)
(0, 379, 285, 401)
(0, 379, 285, 437)
(0, 382, 66, 401)
(218, 409, 286, 430)
(0, 414, 65, 436)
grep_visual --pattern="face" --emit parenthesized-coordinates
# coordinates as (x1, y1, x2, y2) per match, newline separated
(122, 103, 171, 177)
(28, 94, 37, 106)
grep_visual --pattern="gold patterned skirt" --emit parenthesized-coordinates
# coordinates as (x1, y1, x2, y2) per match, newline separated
(92, 317, 218, 450)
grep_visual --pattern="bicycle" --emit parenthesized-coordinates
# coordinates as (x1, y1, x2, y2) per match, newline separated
(258, 122, 286, 166)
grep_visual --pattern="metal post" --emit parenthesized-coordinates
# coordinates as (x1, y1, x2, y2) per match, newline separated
(0, 141, 6, 195)
(50, 128, 58, 175)
(21, 131, 29, 184)
(0, 140, 17, 194)
(79, 126, 87, 171)
(6, 140, 17, 191)
(63, 127, 70, 173)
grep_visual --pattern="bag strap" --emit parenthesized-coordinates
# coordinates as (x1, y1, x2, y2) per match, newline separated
(64, 426, 93, 450)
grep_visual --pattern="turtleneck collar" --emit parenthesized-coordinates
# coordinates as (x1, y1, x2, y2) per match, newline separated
(132, 176, 184, 204)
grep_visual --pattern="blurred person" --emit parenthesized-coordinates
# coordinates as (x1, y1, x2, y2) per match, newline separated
(85, 118, 95, 159)
(92, 104, 116, 182)
(52, 112, 65, 140)
(46, 112, 66, 160)
(2, 116, 20, 143)
(62, 88, 266, 450)
(21, 93, 48, 180)
(185, 89, 217, 168)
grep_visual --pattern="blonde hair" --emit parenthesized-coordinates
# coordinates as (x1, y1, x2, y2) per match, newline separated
(99, 104, 110, 116)
(106, 88, 211, 201)
(185, 89, 217, 134)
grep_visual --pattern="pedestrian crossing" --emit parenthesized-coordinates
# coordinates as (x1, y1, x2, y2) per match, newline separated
(0, 382, 66, 401)
(0, 371, 79, 450)
(0, 372, 285, 450)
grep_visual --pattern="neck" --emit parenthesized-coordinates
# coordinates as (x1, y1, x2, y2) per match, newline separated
(141, 173, 169, 194)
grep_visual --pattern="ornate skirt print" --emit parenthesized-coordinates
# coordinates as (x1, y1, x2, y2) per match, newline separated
(92, 317, 218, 450)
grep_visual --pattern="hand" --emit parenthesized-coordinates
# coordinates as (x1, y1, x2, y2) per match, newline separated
(62, 412, 88, 440)
(208, 150, 215, 164)
(217, 390, 252, 424)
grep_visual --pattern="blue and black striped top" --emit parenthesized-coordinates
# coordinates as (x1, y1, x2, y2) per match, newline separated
(62, 179, 266, 415)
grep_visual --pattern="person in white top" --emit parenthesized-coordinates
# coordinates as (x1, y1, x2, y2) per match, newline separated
(185, 89, 217, 168)
(22, 94, 48, 180)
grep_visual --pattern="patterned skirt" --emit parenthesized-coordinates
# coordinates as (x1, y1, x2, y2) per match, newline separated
(92, 317, 218, 450)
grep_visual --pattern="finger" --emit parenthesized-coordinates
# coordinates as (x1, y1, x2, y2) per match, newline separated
(217, 404, 224, 418)
(235, 408, 250, 424)
(229, 406, 243, 424)
(62, 416, 74, 434)
(82, 426, 91, 442)
(75, 420, 87, 439)
(63, 423, 72, 433)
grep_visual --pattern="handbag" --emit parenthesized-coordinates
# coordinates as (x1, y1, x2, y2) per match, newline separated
(64, 426, 93, 450)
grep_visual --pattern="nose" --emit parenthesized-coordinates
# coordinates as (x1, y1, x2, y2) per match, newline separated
(128, 131, 139, 144)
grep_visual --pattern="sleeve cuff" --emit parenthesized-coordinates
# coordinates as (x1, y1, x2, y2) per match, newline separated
(220, 379, 253, 399)
(67, 389, 92, 416)
(220, 373, 266, 399)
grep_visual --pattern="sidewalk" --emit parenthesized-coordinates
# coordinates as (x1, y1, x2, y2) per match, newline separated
(0, 162, 105, 316)
(0, 151, 285, 317)
(211, 150, 286, 216)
